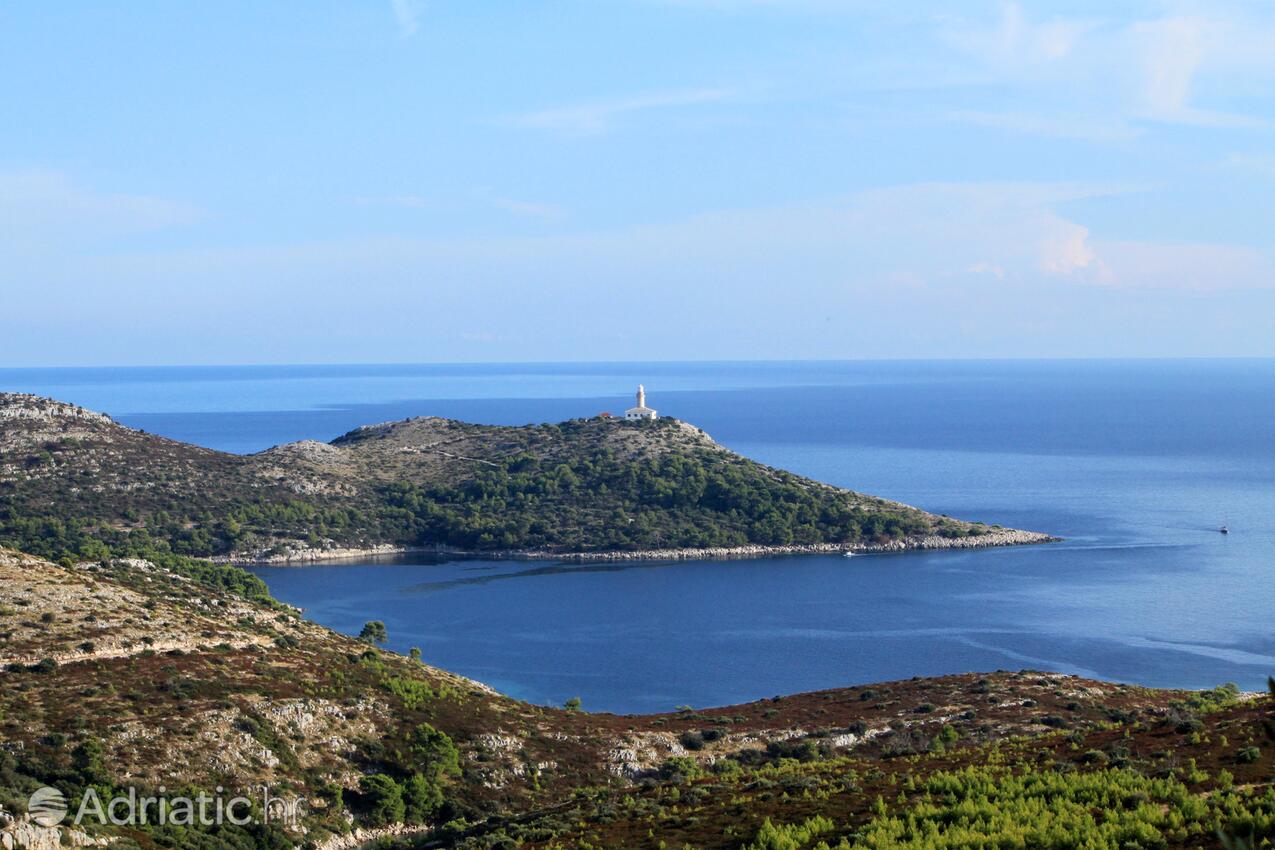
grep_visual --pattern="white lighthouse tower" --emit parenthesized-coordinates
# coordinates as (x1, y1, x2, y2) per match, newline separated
(624, 384, 658, 420)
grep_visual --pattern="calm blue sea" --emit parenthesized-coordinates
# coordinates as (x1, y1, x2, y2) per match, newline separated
(4, 360, 1273, 713)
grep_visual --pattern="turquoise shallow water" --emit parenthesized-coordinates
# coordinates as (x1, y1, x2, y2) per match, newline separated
(4, 360, 1273, 712)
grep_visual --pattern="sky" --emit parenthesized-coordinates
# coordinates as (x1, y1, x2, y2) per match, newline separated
(3, 1, 1275, 365)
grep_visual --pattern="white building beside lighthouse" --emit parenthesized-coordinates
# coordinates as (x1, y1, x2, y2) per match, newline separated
(624, 385, 658, 420)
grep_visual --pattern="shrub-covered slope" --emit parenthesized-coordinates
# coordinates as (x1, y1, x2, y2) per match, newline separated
(392, 679, 1275, 850)
(0, 393, 1044, 562)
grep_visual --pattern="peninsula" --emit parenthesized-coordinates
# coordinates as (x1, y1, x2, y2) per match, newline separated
(0, 392, 1052, 565)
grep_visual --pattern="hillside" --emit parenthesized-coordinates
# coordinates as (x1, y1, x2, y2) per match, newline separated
(0, 393, 1050, 564)
(418, 681, 1275, 850)
(3, 547, 1268, 850)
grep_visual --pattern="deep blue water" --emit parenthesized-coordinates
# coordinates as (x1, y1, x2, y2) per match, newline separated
(3, 360, 1273, 713)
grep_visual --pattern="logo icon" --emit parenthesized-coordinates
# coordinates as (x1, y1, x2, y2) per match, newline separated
(27, 787, 67, 827)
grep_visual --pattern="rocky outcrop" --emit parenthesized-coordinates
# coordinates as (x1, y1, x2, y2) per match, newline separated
(258, 440, 346, 462)
(310, 822, 434, 850)
(855, 528, 1058, 552)
(0, 393, 114, 426)
(220, 543, 424, 564)
(0, 815, 111, 850)
(0, 551, 290, 668)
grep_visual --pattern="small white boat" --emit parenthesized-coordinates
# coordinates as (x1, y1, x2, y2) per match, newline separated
(1219, 525, 1229, 535)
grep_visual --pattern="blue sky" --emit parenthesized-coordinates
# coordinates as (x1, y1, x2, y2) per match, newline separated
(3, 1, 1275, 365)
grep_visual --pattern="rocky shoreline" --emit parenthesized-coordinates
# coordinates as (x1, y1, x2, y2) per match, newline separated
(227, 529, 1058, 566)
(218, 543, 421, 565)
(537, 529, 1058, 562)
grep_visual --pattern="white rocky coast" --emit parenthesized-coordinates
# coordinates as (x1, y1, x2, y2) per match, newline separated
(227, 529, 1056, 565)
(544, 528, 1057, 562)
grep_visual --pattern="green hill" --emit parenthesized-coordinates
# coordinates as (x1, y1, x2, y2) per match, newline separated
(0, 393, 1049, 564)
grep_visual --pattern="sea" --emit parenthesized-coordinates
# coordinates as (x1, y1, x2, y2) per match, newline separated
(3, 360, 1273, 714)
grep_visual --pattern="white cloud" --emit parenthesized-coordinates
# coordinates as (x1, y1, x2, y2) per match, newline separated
(947, 109, 1141, 142)
(10, 179, 1271, 363)
(491, 197, 566, 220)
(503, 88, 734, 135)
(0, 170, 200, 253)
(1219, 152, 1275, 178)
(62, 180, 1262, 295)
(1134, 16, 1208, 118)
(937, 3, 1275, 130)
(1038, 218, 1112, 282)
(946, 2, 1097, 68)
(967, 260, 1006, 280)
(469, 187, 567, 219)
(1094, 239, 1264, 290)
(389, 0, 424, 38)
(1127, 15, 1262, 126)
